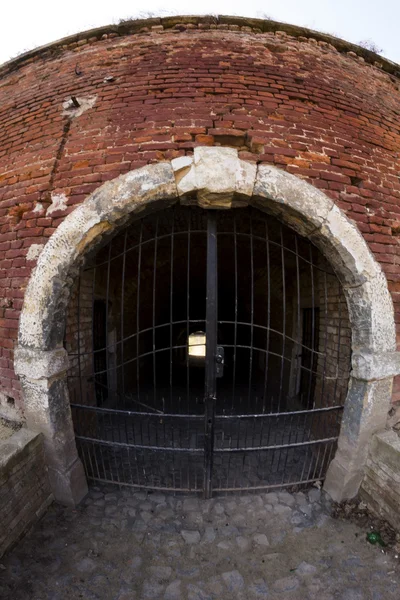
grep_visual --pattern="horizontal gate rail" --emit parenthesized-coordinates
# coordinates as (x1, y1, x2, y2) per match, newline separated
(212, 437, 338, 452)
(75, 436, 204, 452)
(75, 434, 338, 453)
(66, 205, 351, 495)
(70, 403, 204, 418)
(71, 403, 343, 418)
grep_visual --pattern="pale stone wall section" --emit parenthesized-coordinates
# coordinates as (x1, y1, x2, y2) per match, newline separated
(361, 430, 400, 530)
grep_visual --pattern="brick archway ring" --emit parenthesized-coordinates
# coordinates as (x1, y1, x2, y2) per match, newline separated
(15, 147, 400, 505)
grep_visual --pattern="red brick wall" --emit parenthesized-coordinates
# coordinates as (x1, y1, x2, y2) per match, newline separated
(1, 20, 400, 409)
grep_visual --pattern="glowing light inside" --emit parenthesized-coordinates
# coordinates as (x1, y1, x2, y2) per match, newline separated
(188, 331, 206, 358)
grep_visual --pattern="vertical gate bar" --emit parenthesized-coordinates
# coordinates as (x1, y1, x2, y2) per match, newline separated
(275, 412, 286, 477)
(105, 241, 112, 403)
(307, 245, 315, 410)
(90, 261, 97, 404)
(226, 212, 238, 489)
(294, 235, 302, 446)
(136, 219, 143, 406)
(248, 210, 254, 407)
(259, 218, 270, 454)
(98, 426, 107, 481)
(186, 211, 191, 411)
(325, 441, 335, 479)
(295, 235, 301, 385)
(90, 260, 102, 480)
(171, 418, 177, 490)
(127, 446, 134, 487)
(280, 412, 294, 482)
(153, 216, 159, 408)
(232, 212, 238, 409)
(261, 218, 270, 415)
(121, 231, 127, 407)
(91, 437, 99, 482)
(204, 211, 217, 499)
(111, 414, 121, 485)
(277, 224, 286, 414)
(120, 231, 130, 451)
(279, 238, 297, 470)
(234, 413, 241, 489)
(82, 441, 91, 482)
(276, 225, 286, 479)
(304, 248, 317, 478)
(319, 270, 329, 439)
(225, 418, 233, 490)
(170, 209, 175, 411)
(185, 214, 191, 487)
(318, 442, 329, 481)
(334, 281, 343, 407)
(298, 437, 310, 483)
(76, 275, 83, 411)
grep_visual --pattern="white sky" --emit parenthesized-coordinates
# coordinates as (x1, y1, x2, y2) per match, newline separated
(1, 0, 399, 66)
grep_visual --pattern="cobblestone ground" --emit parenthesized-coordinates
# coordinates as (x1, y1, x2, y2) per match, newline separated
(1, 484, 400, 600)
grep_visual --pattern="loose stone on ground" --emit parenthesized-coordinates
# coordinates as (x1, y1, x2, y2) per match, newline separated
(0, 483, 399, 600)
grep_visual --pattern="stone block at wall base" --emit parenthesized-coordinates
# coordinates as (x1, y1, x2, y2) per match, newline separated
(0, 428, 53, 558)
(360, 430, 400, 531)
(47, 457, 88, 506)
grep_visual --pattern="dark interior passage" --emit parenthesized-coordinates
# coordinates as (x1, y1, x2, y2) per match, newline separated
(65, 205, 351, 494)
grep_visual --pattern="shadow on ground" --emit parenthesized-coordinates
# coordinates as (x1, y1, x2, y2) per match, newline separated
(1, 484, 399, 599)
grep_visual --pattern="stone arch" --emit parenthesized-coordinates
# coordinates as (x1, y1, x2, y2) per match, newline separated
(15, 147, 400, 505)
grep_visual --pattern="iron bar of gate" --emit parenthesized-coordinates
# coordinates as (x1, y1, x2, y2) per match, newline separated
(294, 235, 301, 448)
(153, 216, 159, 408)
(204, 211, 217, 499)
(170, 210, 175, 409)
(105, 240, 112, 405)
(305, 246, 318, 455)
(71, 327, 341, 375)
(333, 281, 343, 407)
(263, 218, 271, 412)
(248, 212, 254, 406)
(136, 220, 143, 406)
(227, 212, 238, 487)
(308, 244, 315, 410)
(277, 224, 286, 414)
(186, 211, 191, 410)
(226, 212, 237, 488)
(70, 402, 343, 418)
(70, 320, 322, 362)
(121, 230, 127, 406)
(89, 230, 333, 270)
(276, 226, 287, 477)
(77, 276, 83, 414)
(75, 433, 337, 452)
(320, 270, 329, 439)
(232, 212, 238, 408)
(69, 206, 349, 494)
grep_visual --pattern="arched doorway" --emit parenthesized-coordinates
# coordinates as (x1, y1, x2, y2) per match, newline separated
(66, 204, 350, 497)
(15, 148, 398, 505)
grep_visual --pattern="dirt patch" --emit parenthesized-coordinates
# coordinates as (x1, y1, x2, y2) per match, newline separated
(332, 498, 400, 555)
(0, 418, 22, 442)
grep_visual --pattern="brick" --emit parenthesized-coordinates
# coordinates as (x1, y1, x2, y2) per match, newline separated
(0, 22, 399, 406)
(0, 431, 51, 557)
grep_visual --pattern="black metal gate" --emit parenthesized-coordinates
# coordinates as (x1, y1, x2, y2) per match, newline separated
(66, 206, 351, 496)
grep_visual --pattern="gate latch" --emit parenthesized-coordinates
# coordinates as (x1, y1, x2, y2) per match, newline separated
(216, 346, 225, 378)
